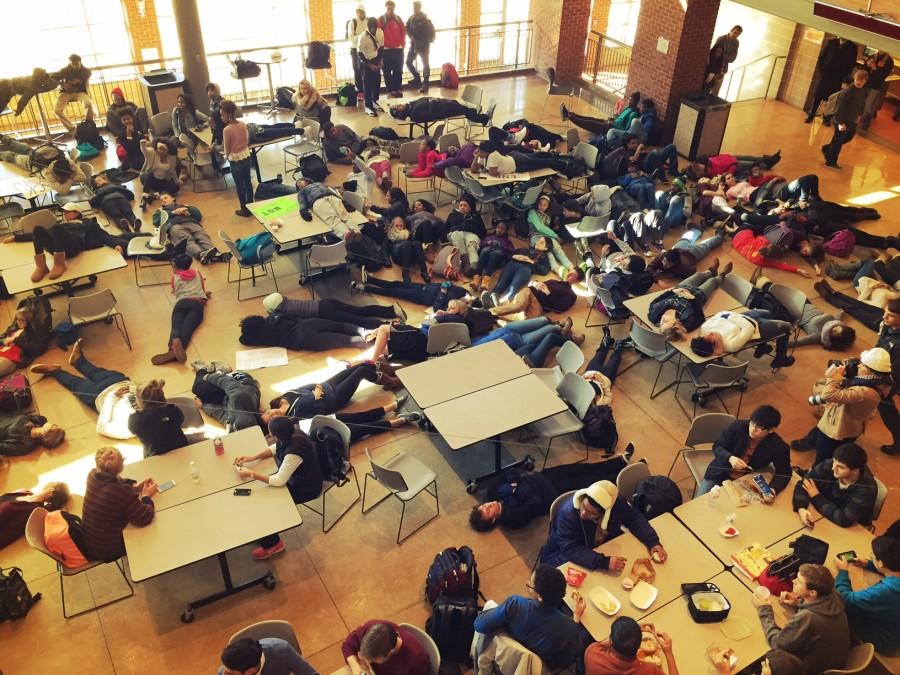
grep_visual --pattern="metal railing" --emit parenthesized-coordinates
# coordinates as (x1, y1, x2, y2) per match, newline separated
(718, 53, 788, 103)
(582, 31, 632, 96)
(0, 20, 532, 141)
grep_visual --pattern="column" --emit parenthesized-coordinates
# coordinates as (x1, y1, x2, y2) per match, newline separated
(121, 0, 164, 69)
(531, 0, 592, 82)
(172, 0, 209, 98)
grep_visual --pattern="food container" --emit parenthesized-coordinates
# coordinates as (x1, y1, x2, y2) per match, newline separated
(681, 583, 732, 623)
(630, 580, 658, 610)
(588, 585, 621, 616)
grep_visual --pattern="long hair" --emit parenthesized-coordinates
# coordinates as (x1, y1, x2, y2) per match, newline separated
(135, 379, 167, 410)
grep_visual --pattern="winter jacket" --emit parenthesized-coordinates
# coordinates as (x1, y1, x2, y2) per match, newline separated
(576, 185, 612, 220)
(647, 285, 708, 331)
(378, 13, 406, 48)
(171, 268, 207, 301)
(128, 405, 187, 457)
(489, 472, 558, 529)
(713, 34, 740, 68)
(732, 228, 800, 272)
(816, 377, 888, 441)
(835, 570, 900, 653)
(89, 184, 134, 212)
(539, 496, 660, 570)
(0, 414, 45, 457)
(699, 311, 760, 353)
(756, 591, 850, 674)
(705, 419, 792, 493)
(792, 459, 876, 527)
(833, 85, 867, 126)
(638, 110, 661, 145)
(52, 64, 91, 93)
(406, 12, 435, 44)
(816, 39, 859, 92)
(402, 97, 474, 122)
(446, 210, 486, 237)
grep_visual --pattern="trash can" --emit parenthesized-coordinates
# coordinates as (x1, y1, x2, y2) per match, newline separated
(674, 93, 731, 161)
(139, 70, 185, 115)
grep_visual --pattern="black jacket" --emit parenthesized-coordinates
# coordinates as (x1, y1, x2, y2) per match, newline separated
(647, 285, 708, 331)
(406, 13, 435, 44)
(817, 39, 858, 90)
(834, 85, 867, 125)
(792, 459, 877, 527)
(89, 184, 134, 210)
(128, 405, 187, 458)
(705, 420, 792, 494)
(52, 64, 91, 93)
(490, 472, 558, 529)
(446, 210, 486, 237)
(404, 97, 470, 122)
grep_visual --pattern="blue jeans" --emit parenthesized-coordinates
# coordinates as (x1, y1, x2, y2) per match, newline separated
(626, 182, 656, 210)
(476, 249, 507, 276)
(643, 144, 679, 176)
(742, 309, 791, 356)
(493, 261, 532, 301)
(231, 157, 254, 209)
(657, 193, 686, 229)
(474, 317, 559, 348)
(530, 235, 572, 273)
(673, 231, 723, 262)
(52, 356, 128, 408)
(854, 258, 876, 287)
(517, 332, 569, 367)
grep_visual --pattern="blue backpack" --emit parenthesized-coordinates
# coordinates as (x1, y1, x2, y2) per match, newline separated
(235, 231, 278, 265)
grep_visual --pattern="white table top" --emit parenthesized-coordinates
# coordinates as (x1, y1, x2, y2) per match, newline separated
(561, 513, 725, 640)
(123, 426, 272, 511)
(398, 340, 530, 409)
(2, 247, 127, 294)
(463, 167, 557, 187)
(0, 240, 34, 271)
(425, 374, 566, 449)
(124, 485, 301, 581)
(249, 193, 367, 246)
(674, 474, 814, 566)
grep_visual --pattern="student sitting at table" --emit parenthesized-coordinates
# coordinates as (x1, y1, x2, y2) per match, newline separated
(539, 480, 667, 571)
(190, 361, 262, 432)
(0, 483, 69, 550)
(690, 309, 796, 368)
(342, 620, 430, 675)
(263, 292, 402, 329)
(219, 636, 317, 675)
(646, 262, 732, 340)
(81, 446, 158, 562)
(697, 405, 792, 496)
(473, 565, 591, 671)
(90, 173, 142, 232)
(752, 563, 850, 674)
(152, 194, 231, 263)
(127, 379, 187, 458)
(470, 456, 630, 531)
(792, 443, 877, 528)
(835, 534, 900, 653)
(584, 616, 679, 675)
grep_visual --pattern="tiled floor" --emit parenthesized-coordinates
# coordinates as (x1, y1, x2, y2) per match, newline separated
(0, 74, 898, 674)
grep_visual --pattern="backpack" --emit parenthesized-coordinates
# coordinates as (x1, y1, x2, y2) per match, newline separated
(631, 476, 683, 519)
(28, 143, 66, 173)
(425, 546, 480, 604)
(432, 245, 462, 280)
(53, 320, 81, 350)
(44, 511, 89, 569)
(295, 155, 329, 182)
(74, 118, 106, 151)
(440, 63, 459, 89)
(254, 175, 297, 200)
(305, 42, 332, 69)
(276, 86, 295, 110)
(824, 229, 856, 257)
(580, 403, 618, 450)
(0, 567, 40, 621)
(762, 223, 794, 249)
(232, 58, 261, 79)
(336, 83, 357, 106)
(313, 426, 349, 485)
(0, 374, 33, 414)
(235, 231, 278, 265)
(746, 283, 793, 323)
(426, 596, 480, 664)
(75, 141, 100, 160)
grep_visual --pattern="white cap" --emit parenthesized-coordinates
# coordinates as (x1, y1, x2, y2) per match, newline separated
(572, 480, 618, 530)
(62, 203, 83, 212)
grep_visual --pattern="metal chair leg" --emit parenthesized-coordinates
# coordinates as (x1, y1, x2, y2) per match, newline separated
(60, 559, 134, 619)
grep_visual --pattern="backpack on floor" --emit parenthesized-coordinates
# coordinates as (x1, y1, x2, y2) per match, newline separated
(631, 476, 683, 519)
(276, 86, 295, 110)
(427, 596, 480, 664)
(440, 63, 459, 89)
(336, 83, 357, 106)
(0, 375, 33, 414)
(74, 118, 106, 151)
(294, 155, 329, 182)
(28, 143, 66, 173)
(824, 229, 856, 257)
(0, 567, 40, 621)
(235, 231, 278, 265)
(75, 141, 100, 160)
(580, 403, 618, 451)
(425, 546, 480, 604)
(313, 426, 350, 486)
(432, 244, 462, 280)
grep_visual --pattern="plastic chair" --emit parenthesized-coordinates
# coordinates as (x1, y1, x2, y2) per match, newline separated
(229, 619, 303, 654)
(566, 128, 581, 152)
(677, 360, 749, 420)
(18, 208, 58, 235)
(501, 181, 546, 217)
(721, 272, 754, 306)
(561, 142, 597, 193)
(873, 475, 888, 523)
(465, 99, 496, 140)
(426, 322, 471, 355)
(531, 489, 578, 572)
(666, 412, 736, 491)
(683, 448, 715, 494)
(460, 84, 484, 111)
(530, 372, 595, 468)
(399, 623, 441, 675)
(619, 321, 677, 398)
(362, 448, 439, 544)
(127, 235, 170, 287)
(531, 340, 586, 390)
(55, 162, 95, 212)
(584, 277, 624, 329)
(284, 120, 324, 173)
(302, 416, 361, 532)
(437, 132, 461, 154)
(397, 140, 435, 202)
(617, 461, 652, 504)
(149, 112, 174, 141)
(436, 164, 466, 205)
(301, 239, 347, 299)
(823, 643, 876, 675)
(768, 283, 808, 349)
(167, 396, 205, 432)
(219, 229, 279, 301)
(68, 288, 131, 349)
(25, 507, 134, 618)
(350, 155, 378, 200)
(463, 176, 505, 216)
(0, 201, 24, 230)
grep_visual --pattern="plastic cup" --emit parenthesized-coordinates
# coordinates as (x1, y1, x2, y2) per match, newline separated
(754, 586, 771, 602)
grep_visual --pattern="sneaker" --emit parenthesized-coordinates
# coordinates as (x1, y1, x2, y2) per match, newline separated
(373, 102, 384, 113)
(190, 359, 212, 372)
(235, 208, 252, 218)
(251, 540, 285, 560)
(771, 354, 795, 368)
(880, 444, 900, 456)
(151, 351, 177, 365)
(394, 392, 409, 409)
(210, 360, 233, 374)
(68, 338, 84, 366)
(753, 343, 773, 358)
(623, 442, 635, 462)
(480, 290, 495, 308)
(350, 281, 366, 294)
(600, 326, 614, 350)
(719, 261, 733, 278)
(399, 411, 424, 424)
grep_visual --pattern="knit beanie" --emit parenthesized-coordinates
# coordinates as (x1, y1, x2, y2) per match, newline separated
(820, 319, 842, 349)
(263, 293, 284, 314)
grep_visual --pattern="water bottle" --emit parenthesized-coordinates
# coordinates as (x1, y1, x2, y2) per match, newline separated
(189, 461, 200, 484)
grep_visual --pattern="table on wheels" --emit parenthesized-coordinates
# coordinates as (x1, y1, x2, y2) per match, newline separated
(2, 246, 127, 296)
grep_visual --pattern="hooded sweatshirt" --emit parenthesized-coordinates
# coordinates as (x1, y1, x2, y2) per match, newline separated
(756, 591, 850, 674)
(171, 268, 208, 302)
(577, 185, 612, 220)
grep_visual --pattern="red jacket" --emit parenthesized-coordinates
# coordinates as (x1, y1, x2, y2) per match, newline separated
(706, 154, 737, 176)
(378, 14, 406, 48)
(732, 228, 799, 272)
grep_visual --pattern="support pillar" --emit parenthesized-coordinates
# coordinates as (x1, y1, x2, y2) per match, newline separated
(531, 0, 592, 82)
(173, 0, 209, 98)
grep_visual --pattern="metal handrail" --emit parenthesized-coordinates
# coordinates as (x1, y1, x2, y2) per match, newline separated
(582, 30, 632, 102)
(720, 53, 788, 103)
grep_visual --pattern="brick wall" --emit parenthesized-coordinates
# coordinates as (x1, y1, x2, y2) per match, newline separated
(591, 0, 611, 34)
(122, 0, 163, 68)
(532, 0, 592, 83)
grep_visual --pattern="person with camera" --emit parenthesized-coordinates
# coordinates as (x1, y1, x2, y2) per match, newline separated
(792, 348, 893, 465)
(792, 442, 877, 528)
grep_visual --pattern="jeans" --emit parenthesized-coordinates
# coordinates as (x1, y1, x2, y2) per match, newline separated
(476, 249, 507, 276)
(853, 259, 876, 287)
(382, 48, 404, 91)
(681, 269, 722, 297)
(820, 290, 883, 332)
(625, 182, 656, 209)
(874, 257, 900, 287)
(568, 112, 612, 135)
(657, 193, 686, 230)
(323, 363, 379, 411)
(586, 343, 625, 382)
(389, 239, 427, 273)
(509, 151, 571, 174)
(362, 61, 382, 108)
(810, 426, 858, 466)
(100, 196, 138, 229)
(406, 44, 430, 85)
(493, 261, 533, 301)
(780, 174, 819, 202)
(318, 299, 395, 329)
(52, 356, 128, 407)
(169, 298, 205, 348)
(673, 231, 723, 262)
(338, 407, 393, 442)
(517, 332, 569, 367)
(349, 48, 364, 93)
(364, 277, 436, 305)
(230, 157, 253, 209)
(449, 231, 481, 268)
(824, 123, 856, 165)
(473, 317, 559, 348)
(742, 309, 791, 357)
(643, 144, 679, 176)
(696, 478, 719, 495)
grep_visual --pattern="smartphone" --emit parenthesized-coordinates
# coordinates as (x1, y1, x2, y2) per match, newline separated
(158, 480, 176, 493)
(752, 474, 775, 502)
(837, 550, 857, 562)
(234, 488, 252, 496)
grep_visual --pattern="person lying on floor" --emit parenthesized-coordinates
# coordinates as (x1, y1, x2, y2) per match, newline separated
(472, 316, 585, 368)
(262, 292, 402, 329)
(0, 133, 85, 194)
(152, 193, 230, 263)
(473, 140, 585, 179)
(489, 279, 575, 322)
(0, 482, 69, 550)
(351, 267, 468, 310)
(261, 362, 401, 423)
(239, 314, 369, 352)
(388, 96, 492, 124)
(152, 253, 209, 365)
(90, 173, 141, 232)
(730, 226, 812, 278)
(0, 412, 65, 457)
(481, 239, 552, 306)
(690, 309, 796, 367)
(647, 262, 732, 340)
(470, 220, 515, 292)
(190, 361, 261, 432)
(470, 455, 631, 531)
(688, 149, 782, 179)
(647, 226, 724, 280)
(4, 204, 146, 282)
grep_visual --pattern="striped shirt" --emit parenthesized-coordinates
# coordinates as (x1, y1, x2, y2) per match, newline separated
(81, 469, 155, 561)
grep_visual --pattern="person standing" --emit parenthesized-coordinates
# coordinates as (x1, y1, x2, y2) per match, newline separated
(220, 100, 253, 217)
(860, 51, 895, 130)
(822, 68, 868, 169)
(358, 17, 385, 117)
(378, 0, 406, 98)
(805, 38, 858, 123)
(52, 54, 95, 134)
(876, 299, 900, 456)
(406, 1, 435, 93)
(711, 26, 742, 95)
(347, 5, 368, 101)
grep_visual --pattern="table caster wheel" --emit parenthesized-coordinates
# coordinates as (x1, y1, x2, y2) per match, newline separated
(181, 609, 195, 623)
(263, 575, 276, 590)
(523, 456, 536, 471)
(465, 480, 477, 494)
(298, 275, 307, 285)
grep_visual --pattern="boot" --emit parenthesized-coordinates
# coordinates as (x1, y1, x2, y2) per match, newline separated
(48, 252, 67, 280)
(825, 260, 861, 280)
(469, 274, 482, 290)
(31, 255, 49, 282)
(481, 275, 493, 291)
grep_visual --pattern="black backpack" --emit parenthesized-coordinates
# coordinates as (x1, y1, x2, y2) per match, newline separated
(425, 546, 480, 604)
(425, 547, 482, 664)
(28, 143, 66, 173)
(75, 118, 106, 151)
(631, 476, 683, 519)
(295, 155, 329, 182)
(305, 42, 332, 69)
(313, 426, 349, 485)
(276, 86, 295, 109)
(747, 282, 793, 323)
(580, 403, 618, 451)
(0, 567, 40, 621)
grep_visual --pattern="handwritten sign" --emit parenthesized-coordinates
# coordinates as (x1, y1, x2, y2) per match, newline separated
(248, 195, 299, 221)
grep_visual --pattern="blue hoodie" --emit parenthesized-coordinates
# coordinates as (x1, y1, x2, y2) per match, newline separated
(835, 570, 900, 653)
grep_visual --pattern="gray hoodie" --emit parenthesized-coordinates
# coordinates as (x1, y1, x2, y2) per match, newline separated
(756, 590, 850, 674)
(576, 185, 611, 220)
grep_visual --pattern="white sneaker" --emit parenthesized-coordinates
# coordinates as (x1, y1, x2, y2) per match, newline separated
(365, 107, 376, 117)
(68, 146, 80, 161)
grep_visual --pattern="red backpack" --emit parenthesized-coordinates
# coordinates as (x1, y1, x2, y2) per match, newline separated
(824, 229, 856, 257)
(440, 63, 459, 89)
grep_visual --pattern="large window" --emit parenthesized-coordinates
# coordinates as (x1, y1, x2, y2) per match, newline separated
(479, 0, 530, 67)
(606, 0, 641, 45)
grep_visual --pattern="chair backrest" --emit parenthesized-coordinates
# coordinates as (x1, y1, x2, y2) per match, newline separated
(616, 461, 652, 504)
(342, 190, 365, 213)
(24, 507, 63, 564)
(431, 122, 445, 139)
(399, 623, 440, 675)
(629, 321, 670, 359)
(873, 475, 888, 521)
(721, 272, 754, 306)
(438, 132, 461, 154)
(460, 84, 483, 109)
(464, 176, 487, 200)
(18, 208, 57, 235)
(823, 642, 875, 675)
(596, 286, 618, 312)
(149, 112, 172, 138)
(366, 448, 409, 493)
(557, 372, 594, 419)
(309, 415, 352, 461)
(426, 322, 471, 354)
(399, 140, 420, 164)
(694, 361, 749, 387)
(68, 288, 118, 321)
(683, 448, 715, 485)
(549, 490, 576, 525)
(573, 142, 598, 170)
(768, 283, 808, 323)
(518, 181, 547, 210)
(574, 216, 606, 236)
(444, 165, 465, 187)
(228, 620, 302, 654)
(566, 129, 580, 152)
(685, 412, 735, 448)
(481, 100, 496, 127)
(218, 228, 244, 263)
(308, 239, 348, 268)
(303, 119, 321, 142)
(555, 340, 585, 375)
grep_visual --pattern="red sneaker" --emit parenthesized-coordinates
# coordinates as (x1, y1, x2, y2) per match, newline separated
(251, 540, 285, 560)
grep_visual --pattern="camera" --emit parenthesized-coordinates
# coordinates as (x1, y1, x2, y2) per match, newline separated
(827, 358, 859, 379)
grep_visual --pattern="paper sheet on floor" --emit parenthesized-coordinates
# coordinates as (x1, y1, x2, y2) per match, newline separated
(235, 347, 289, 371)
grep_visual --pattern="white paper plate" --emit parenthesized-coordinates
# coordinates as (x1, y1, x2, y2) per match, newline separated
(631, 580, 658, 610)
(718, 525, 740, 538)
(589, 585, 621, 616)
